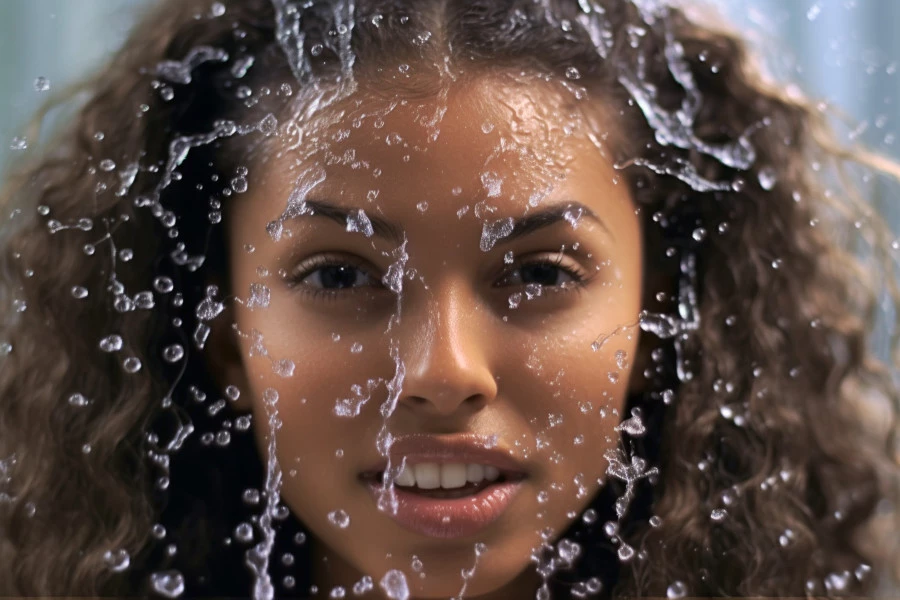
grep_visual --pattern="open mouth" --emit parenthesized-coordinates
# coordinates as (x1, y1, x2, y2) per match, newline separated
(360, 470, 526, 499)
(359, 468, 528, 538)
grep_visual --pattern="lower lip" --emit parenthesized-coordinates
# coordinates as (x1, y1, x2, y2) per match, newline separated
(364, 479, 525, 539)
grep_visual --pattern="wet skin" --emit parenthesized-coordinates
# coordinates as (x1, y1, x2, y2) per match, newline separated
(209, 72, 643, 598)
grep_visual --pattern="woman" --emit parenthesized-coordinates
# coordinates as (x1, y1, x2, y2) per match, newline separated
(0, 0, 897, 597)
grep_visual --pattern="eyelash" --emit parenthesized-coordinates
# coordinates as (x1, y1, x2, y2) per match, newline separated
(285, 253, 589, 302)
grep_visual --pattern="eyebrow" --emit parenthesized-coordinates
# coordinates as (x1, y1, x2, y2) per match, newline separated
(291, 199, 611, 246)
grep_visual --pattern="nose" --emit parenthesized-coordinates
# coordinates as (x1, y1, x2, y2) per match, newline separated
(395, 279, 497, 418)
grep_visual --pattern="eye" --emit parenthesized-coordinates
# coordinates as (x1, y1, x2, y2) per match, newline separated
(286, 255, 381, 298)
(496, 254, 586, 290)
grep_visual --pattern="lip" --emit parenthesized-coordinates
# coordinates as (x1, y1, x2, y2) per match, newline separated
(357, 433, 529, 479)
(364, 479, 526, 538)
(357, 433, 529, 539)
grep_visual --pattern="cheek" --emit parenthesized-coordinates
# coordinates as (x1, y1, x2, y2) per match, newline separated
(503, 311, 639, 510)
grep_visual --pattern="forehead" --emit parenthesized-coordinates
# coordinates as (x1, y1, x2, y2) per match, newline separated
(256, 72, 619, 202)
(231, 71, 634, 256)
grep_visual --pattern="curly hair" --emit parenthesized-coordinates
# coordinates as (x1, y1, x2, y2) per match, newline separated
(1, 0, 898, 597)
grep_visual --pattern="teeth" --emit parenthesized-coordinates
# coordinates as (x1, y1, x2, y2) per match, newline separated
(395, 466, 416, 486)
(413, 463, 441, 489)
(390, 463, 507, 489)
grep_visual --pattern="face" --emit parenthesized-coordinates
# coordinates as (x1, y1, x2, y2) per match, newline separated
(211, 71, 643, 598)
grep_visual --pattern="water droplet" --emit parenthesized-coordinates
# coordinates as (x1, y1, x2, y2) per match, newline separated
(273, 359, 295, 378)
(416, 201, 428, 212)
(210, 2, 226, 17)
(649, 515, 662, 527)
(691, 227, 707, 242)
(710, 508, 728, 522)
(153, 276, 174, 294)
(617, 543, 635, 561)
(34, 77, 51, 92)
(379, 570, 409, 600)
(234, 522, 254, 543)
(162, 344, 185, 363)
(758, 166, 777, 190)
(103, 549, 131, 572)
(10, 136, 27, 151)
(666, 581, 688, 599)
(350, 342, 363, 354)
(615, 414, 645, 436)
(68, 393, 90, 407)
(195, 297, 224, 321)
(480, 171, 502, 198)
(231, 177, 248, 193)
(99, 159, 116, 172)
(807, 3, 822, 20)
(247, 283, 270, 309)
(122, 357, 142, 373)
(480, 217, 514, 252)
(134, 291, 154, 310)
(824, 571, 851, 593)
(565, 66, 581, 80)
(346, 209, 374, 237)
(150, 570, 185, 598)
(99, 335, 123, 352)
(328, 509, 350, 528)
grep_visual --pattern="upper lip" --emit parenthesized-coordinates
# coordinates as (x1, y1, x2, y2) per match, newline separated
(358, 433, 529, 480)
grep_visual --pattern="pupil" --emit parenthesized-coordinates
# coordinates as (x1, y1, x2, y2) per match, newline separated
(321, 266, 357, 289)
(521, 264, 558, 286)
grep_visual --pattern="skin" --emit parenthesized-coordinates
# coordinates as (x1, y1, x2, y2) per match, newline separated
(208, 71, 643, 598)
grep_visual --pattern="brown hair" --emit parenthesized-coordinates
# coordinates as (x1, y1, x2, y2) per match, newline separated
(0, 0, 897, 597)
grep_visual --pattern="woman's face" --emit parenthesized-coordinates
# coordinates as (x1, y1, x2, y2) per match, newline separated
(213, 72, 643, 598)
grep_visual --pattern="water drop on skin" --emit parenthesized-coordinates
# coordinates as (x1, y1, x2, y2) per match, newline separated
(328, 509, 351, 528)
(380, 570, 410, 600)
